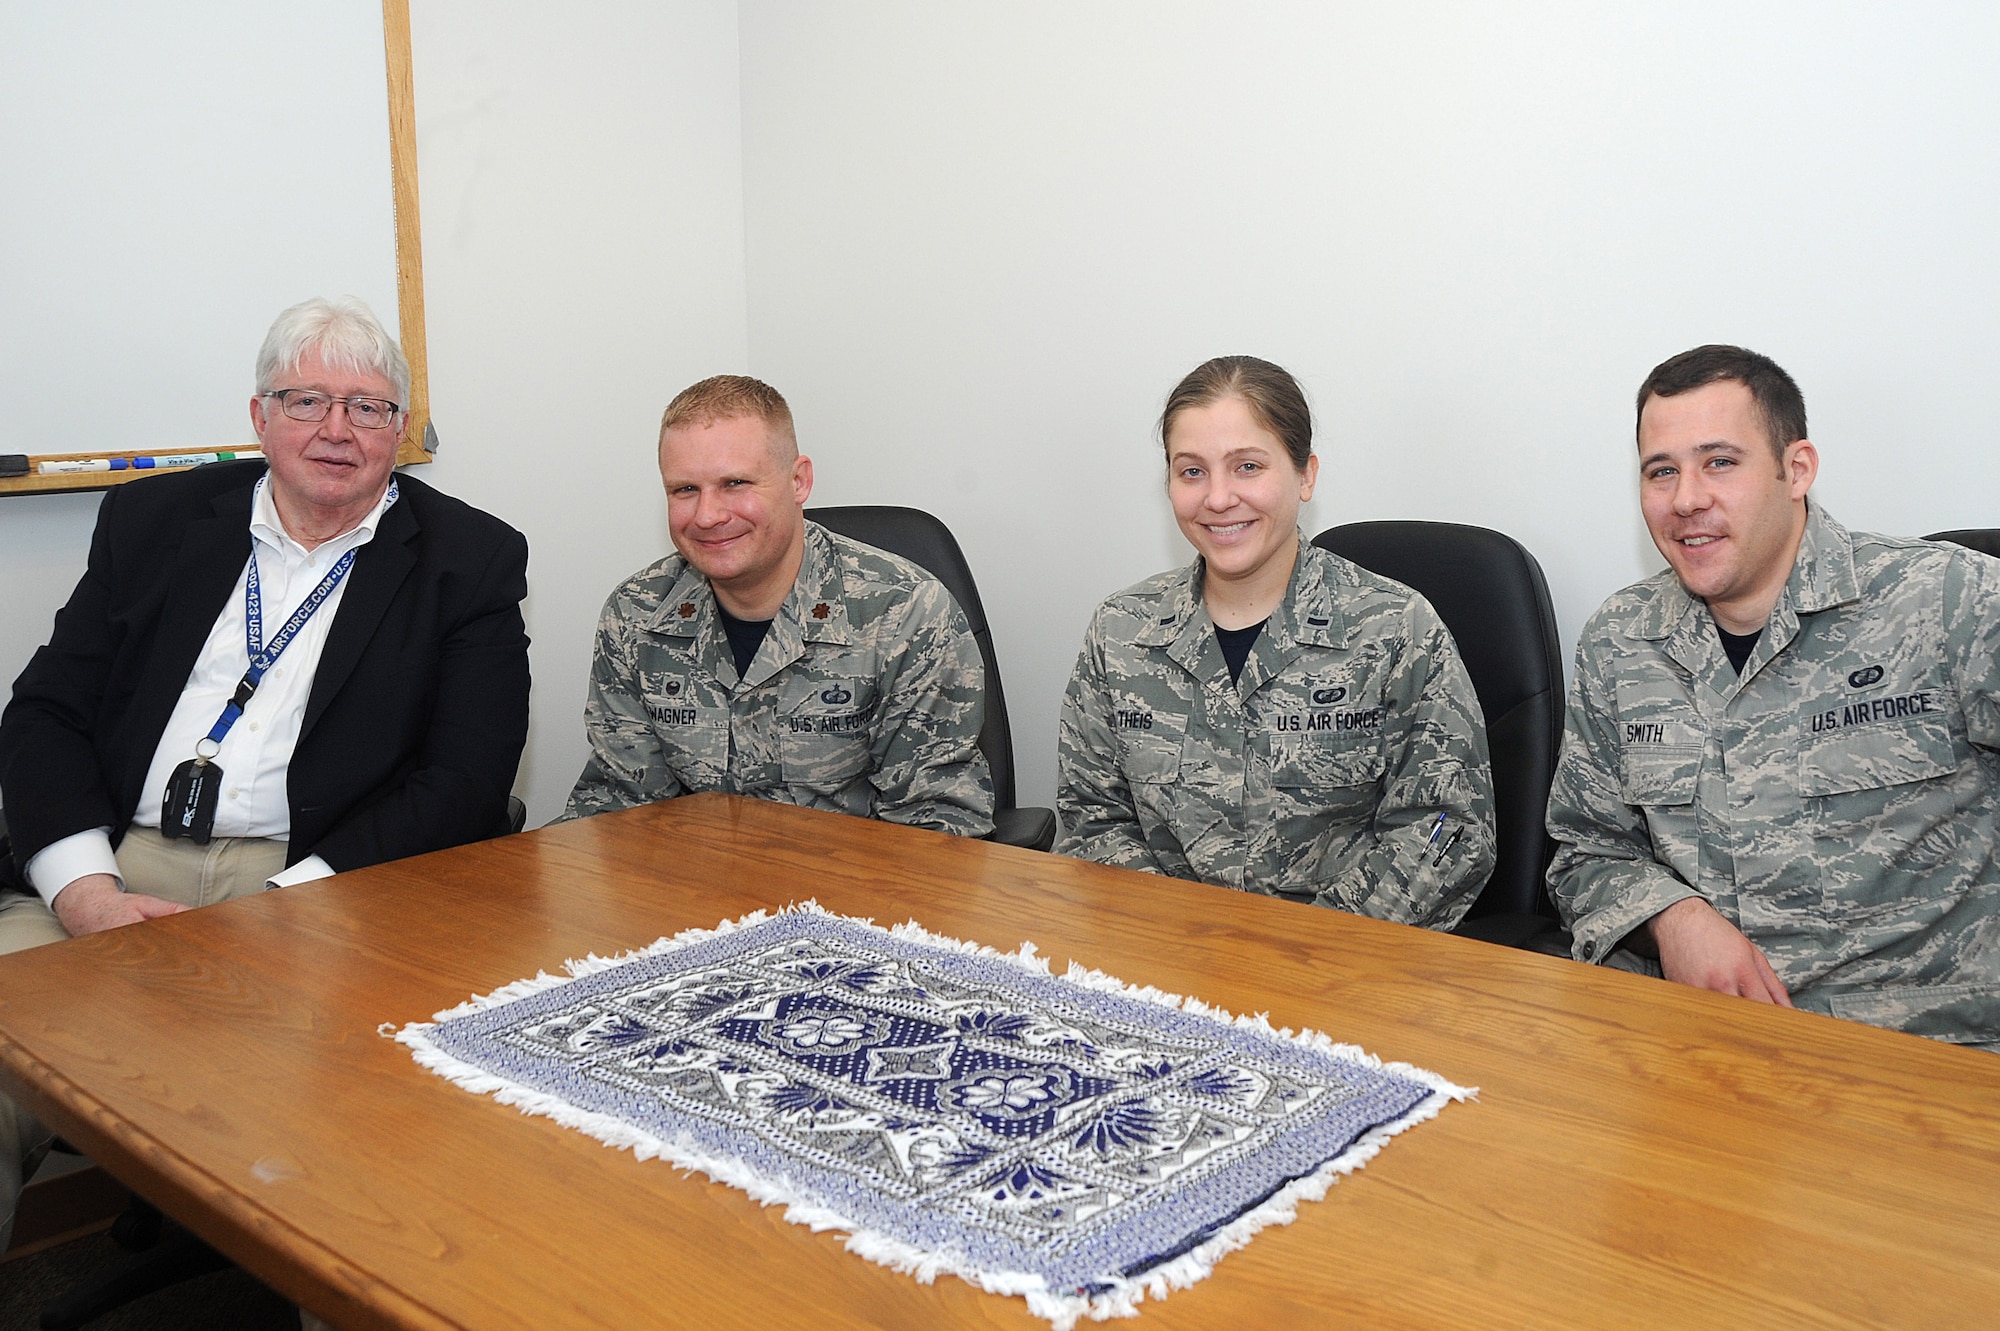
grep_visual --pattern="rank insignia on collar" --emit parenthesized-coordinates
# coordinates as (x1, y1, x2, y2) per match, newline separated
(679, 602, 697, 618)
(812, 602, 831, 620)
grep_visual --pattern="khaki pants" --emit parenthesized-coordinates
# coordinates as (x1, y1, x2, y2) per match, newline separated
(0, 827, 287, 1253)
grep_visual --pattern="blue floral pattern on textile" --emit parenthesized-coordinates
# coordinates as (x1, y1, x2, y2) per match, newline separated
(421, 912, 1440, 1303)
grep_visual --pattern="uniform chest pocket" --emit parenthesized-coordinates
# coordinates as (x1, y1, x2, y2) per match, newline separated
(781, 731, 873, 785)
(1269, 734, 1385, 789)
(653, 710, 729, 784)
(1118, 731, 1184, 784)
(1799, 718, 1958, 797)
(637, 670, 728, 778)
(1619, 747, 1701, 806)
(1799, 718, 1968, 916)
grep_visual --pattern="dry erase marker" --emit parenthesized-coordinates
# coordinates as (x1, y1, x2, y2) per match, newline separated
(40, 450, 262, 475)
(131, 450, 261, 469)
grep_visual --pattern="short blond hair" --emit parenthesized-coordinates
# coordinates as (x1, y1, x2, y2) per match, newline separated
(660, 375, 796, 449)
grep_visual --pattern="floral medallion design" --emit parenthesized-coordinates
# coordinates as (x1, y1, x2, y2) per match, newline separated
(760, 1008, 886, 1056)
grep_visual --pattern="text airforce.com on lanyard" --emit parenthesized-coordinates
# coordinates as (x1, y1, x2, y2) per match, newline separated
(162, 480, 399, 844)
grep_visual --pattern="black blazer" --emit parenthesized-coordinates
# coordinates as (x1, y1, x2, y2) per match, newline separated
(1, 460, 530, 879)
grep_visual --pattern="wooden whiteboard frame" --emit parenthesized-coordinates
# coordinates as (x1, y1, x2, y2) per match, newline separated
(0, 0, 430, 498)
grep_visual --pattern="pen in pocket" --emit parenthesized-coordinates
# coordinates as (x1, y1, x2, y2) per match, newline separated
(1431, 827, 1463, 867)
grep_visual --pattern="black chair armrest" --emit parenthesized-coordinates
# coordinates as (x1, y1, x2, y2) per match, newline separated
(988, 806, 1057, 853)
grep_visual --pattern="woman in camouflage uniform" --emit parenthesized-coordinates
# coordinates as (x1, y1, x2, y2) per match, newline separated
(1055, 356, 1495, 928)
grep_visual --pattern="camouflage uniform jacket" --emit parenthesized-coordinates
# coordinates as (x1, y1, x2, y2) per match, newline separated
(562, 522, 994, 836)
(1547, 502, 2000, 1047)
(1056, 539, 1495, 928)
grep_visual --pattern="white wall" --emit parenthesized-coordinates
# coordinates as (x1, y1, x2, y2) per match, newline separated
(9, 2, 2000, 830)
(0, 493, 105, 722)
(739, 0, 2000, 810)
(408, 0, 747, 823)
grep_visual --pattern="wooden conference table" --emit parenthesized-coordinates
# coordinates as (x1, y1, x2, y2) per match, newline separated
(1, 794, 1996, 1329)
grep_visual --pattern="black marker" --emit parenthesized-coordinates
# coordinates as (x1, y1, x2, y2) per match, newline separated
(1432, 827, 1463, 867)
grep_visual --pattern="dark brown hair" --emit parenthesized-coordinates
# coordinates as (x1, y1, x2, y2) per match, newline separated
(1636, 345, 1806, 461)
(1159, 356, 1313, 471)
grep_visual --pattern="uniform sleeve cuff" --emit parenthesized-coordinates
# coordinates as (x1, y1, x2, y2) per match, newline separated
(25, 829, 121, 907)
(1569, 883, 1702, 964)
(266, 854, 335, 890)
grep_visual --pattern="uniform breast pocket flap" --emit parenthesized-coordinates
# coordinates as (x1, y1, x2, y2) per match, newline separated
(1619, 747, 1700, 806)
(1799, 718, 1958, 797)
(781, 727, 874, 784)
(1119, 732, 1183, 785)
(1271, 735, 1385, 790)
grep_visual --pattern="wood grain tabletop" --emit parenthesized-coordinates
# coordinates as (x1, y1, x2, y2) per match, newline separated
(1, 793, 1995, 1329)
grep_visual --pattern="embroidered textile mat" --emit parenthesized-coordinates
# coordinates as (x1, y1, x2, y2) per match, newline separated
(396, 906, 1468, 1327)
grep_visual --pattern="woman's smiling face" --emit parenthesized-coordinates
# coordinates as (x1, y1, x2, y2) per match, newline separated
(1166, 394, 1317, 585)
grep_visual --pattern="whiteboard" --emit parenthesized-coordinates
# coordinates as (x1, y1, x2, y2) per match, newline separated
(0, 1, 415, 468)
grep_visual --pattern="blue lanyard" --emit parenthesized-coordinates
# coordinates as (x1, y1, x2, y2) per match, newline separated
(194, 481, 397, 757)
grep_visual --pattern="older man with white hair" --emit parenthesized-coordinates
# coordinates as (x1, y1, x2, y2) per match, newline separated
(0, 296, 531, 1251)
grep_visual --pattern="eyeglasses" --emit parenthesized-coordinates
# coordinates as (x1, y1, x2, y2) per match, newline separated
(262, 389, 403, 431)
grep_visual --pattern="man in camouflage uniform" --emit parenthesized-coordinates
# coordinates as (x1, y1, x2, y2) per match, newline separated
(1548, 344, 2000, 1050)
(563, 376, 993, 835)
(1057, 539, 1495, 929)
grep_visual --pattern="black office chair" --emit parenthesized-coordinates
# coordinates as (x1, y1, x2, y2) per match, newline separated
(39, 1199, 233, 1330)
(1925, 529, 2000, 559)
(1312, 521, 1570, 954)
(805, 506, 1057, 851)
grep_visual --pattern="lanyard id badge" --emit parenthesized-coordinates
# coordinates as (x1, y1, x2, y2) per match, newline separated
(161, 481, 394, 842)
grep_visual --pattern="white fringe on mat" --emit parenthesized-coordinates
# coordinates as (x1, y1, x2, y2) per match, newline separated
(389, 901, 1474, 1329)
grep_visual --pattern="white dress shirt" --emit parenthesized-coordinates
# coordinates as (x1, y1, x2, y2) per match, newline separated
(26, 477, 398, 905)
